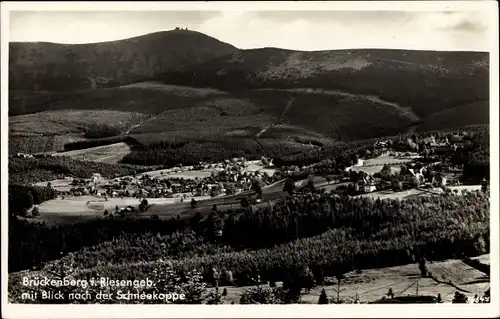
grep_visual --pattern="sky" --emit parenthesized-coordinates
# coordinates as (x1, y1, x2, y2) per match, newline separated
(9, 10, 492, 51)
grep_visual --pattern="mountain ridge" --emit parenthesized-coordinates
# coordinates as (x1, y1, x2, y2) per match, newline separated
(8, 30, 490, 154)
(9, 30, 239, 92)
(157, 47, 488, 118)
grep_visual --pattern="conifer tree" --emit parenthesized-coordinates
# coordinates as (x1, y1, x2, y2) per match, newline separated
(318, 288, 329, 304)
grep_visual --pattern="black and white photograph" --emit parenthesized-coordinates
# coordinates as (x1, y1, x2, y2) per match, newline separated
(1, 1, 499, 318)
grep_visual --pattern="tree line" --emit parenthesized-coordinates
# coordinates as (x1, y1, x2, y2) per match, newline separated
(121, 139, 266, 167)
(451, 127, 489, 183)
(8, 156, 147, 185)
(8, 217, 190, 273)
(83, 123, 123, 139)
(8, 184, 57, 217)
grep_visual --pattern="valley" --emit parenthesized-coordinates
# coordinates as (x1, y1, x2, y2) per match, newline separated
(7, 28, 491, 306)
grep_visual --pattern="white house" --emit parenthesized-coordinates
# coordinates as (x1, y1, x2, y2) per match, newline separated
(364, 184, 377, 193)
(361, 176, 377, 193)
(432, 173, 447, 187)
(92, 173, 103, 183)
(408, 167, 426, 184)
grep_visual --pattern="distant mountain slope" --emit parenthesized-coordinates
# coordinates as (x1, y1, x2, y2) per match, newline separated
(11, 82, 228, 115)
(10, 81, 416, 141)
(9, 30, 238, 91)
(8, 35, 490, 155)
(158, 48, 489, 118)
(417, 101, 489, 132)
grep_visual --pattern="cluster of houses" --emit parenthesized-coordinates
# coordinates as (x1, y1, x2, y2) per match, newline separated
(41, 130, 487, 203)
(130, 162, 278, 199)
(378, 132, 472, 157)
(346, 133, 477, 194)
(61, 158, 280, 200)
(13, 152, 57, 159)
(13, 153, 34, 159)
(346, 160, 462, 195)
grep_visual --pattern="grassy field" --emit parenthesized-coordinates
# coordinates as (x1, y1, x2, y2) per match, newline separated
(53, 142, 132, 164)
(9, 110, 146, 136)
(358, 185, 482, 201)
(349, 153, 418, 174)
(35, 179, 76, 192)
(38, 195, 212, 214)
(357, 188, 435, 200)
(210, 257, 490, 304)
(119, 82, 227, 96)
(426, 259, 490, 288)
(30, 194, 214, 225)
(472, 254, 490, 266)
(9, 133, 90, 155)
(364, 152, 420, 164)
(9, 135, 61, 154)
(8, 109, 146, 155)
(352, 165, 402, 175)
(146, 169, 214, 180)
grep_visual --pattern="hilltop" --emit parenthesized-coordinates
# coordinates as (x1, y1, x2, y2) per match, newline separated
(9, 29, 238, 92)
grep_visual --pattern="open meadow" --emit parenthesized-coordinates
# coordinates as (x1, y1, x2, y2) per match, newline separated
(350, 152, 419, 174)
(357, 188, 437, 200)
(212, 257, 490, 304)
(30, 194, 213, 225)
(52, 142, 132, 164)
(472, 254, 490, 265)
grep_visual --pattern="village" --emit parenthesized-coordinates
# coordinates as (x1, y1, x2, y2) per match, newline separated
(332, 132, 488, 197)
(34, 158, 281, 216)
(28, 131, 489, 219)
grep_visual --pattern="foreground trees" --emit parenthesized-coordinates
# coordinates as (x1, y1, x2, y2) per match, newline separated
(9, 156, 145, 185)
(8, 184, 57, 217)
(9, 257, 211, 304)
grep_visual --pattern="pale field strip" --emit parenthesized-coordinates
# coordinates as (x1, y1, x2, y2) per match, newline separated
(52, 142, 132, 164)
(472, 254, 490, 266)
